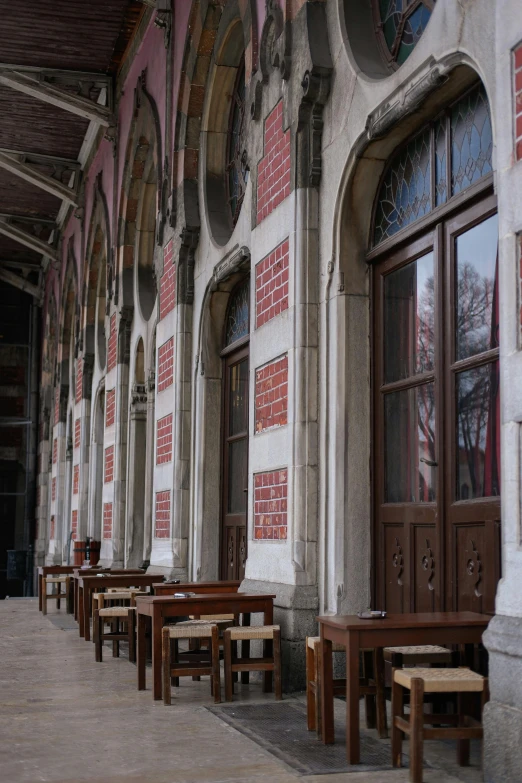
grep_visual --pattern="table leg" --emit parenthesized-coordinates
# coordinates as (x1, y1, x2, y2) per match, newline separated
(74, 579, 79, 621)
(137, 613, 147, 690)
(38, 574, 42, 611)
(152, 607, 163, 700)
(346, 630, 361, 764)
(83, 586, 91, 641)
(78, 586, 84, 638)
(263, 602, 274, 693)
(320, 634, 334, 744)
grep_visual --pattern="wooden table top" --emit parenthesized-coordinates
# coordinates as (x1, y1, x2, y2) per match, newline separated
(38, 565, 75, 575)
(317, 611, 491, 631)
(77, 573, 157, 586)
(152, 580, 241, 590)
(135, 592, 276, 614)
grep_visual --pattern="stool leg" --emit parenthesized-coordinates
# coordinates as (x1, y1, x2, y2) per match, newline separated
(306, 640, 316, 731)
(314, 640, 323, 739)
(273, 628, 282, 700)
(171, 639, 179, 687)
(211, 627, 221, 704)
(457, 692, 470, 766)
(241, 612, 250, 684)
(94, 610, 102, 662)
(409, 677, 424, 783)
(162, 630, 171, 705)
(374, 647, 388, 739)
(128, 611, 136, 663)
(112, 618, 119, 658)
(56, 581, 60, 610)
(224, 630, 233, 702)
(391, 669, 403, 768)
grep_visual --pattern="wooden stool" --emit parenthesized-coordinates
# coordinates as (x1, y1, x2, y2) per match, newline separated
(392, 667, 489, 783)
(306, 636, 388, 738)
(384, 645, 453, 667)
(42, 576, 70, 615)
(223, 625, 282, 701)
(162, 623, 221, 704)
(94, 606, 136, 662)
(91, 589, 147, 635)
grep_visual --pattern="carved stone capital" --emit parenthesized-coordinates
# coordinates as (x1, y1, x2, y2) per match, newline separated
(117, 306, 134, 365)
(81, 353, 95, 400)
(58, 385, 69, 424)
(131, 382, 148, 408)
(177, 226, 199, 305)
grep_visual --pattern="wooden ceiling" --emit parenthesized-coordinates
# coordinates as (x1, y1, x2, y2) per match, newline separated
(0, 0, 146, 298)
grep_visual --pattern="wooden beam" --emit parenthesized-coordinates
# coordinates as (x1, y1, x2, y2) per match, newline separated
(0, 221, 59, 263)
(0, 267, 41, 303)
(0, 153, 78, 206)
(0, 148, 80, 169)
(0, 71, 112, 126)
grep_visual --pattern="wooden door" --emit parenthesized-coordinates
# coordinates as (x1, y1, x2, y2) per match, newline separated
(373, 196, 500, 614)
(221, 345, 249, 581)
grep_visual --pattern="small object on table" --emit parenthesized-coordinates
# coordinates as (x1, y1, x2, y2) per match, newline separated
(357, 611, 387, 619)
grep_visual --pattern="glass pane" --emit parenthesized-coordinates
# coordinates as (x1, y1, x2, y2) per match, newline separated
(374, 128, 432, 245)
(384, 252, 435, 383)
(456, 362, 500, 499)
(456, 214, 499, 361)
(384, 383, 436, 503)
(228, 438, 248, 513)
(225, 280, 249, 346)
(229, 359, 249, 436)
(397, 4, 433, 65)
(379, 1, 435, 65)
(434, 116, 447, 206)
(451, 84, 493, 196)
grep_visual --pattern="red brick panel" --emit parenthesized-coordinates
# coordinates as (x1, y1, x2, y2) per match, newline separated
(74, 418, 81, 449)
(515, 43, 522, 161)
(50, 515, 55, 539)
(104, 445, 115, 483)
(75, 358, 83, 403)
(257, 101, 291, 224)
(255, 239, 289, 327)
(52, 438, 57, 464)
(107, 313, 117, 372)
(105, 388, 116, 428)
(160, 240, 176, 321)
(73, 464, 79, 495)
(71, 509, 78, 541)
(54, 388, 60, 425)
(52, 477, 56, 502)
(156, 414, 173, 465)
(255, 354, 288, 433)
(158, 337, 174, 392)
(254, 469, 288, 540)
(103, 502, 113, 539)
(155, 490, 171, 538)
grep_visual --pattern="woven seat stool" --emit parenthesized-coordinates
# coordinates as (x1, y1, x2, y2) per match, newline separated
(306, 636, 387, 738)
(223, 625, 282, 701)
(94, 606, 136, 662)
(91, 589, 147, 636)
(42, 576, 70, 615)
(392, 667, 489, 783)
(162, 623, 221, 704)
(384, 645, 453, 667)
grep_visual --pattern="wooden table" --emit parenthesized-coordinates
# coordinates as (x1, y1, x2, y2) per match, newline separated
(37, 566, 75, 612)
(77, 573, 156, 641)
(135, 593, 275, 700)
(318, 611, 491, 764)
(152, 580, 241, 596)
(71, 568, 144, 620)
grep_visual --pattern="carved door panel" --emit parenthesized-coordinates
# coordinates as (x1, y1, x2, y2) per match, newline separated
(373, 200, 501, 613)
(221, 347, 249, 581)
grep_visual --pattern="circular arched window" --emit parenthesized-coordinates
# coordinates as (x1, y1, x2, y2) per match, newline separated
(226, 62, 248, 227)
(373, 0, 436, 69)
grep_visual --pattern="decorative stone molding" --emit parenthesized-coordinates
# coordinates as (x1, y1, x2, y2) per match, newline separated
(210, 245, 250, 290)
(147, 369, 156, 394)
(154, 0, 172, 47)
(296, 2, 332, 188)
(251, 0, 291, 121)
(366, 63, 449, 140)
(81, 353, 94, 400)
(117, 306, 134, 365)
(131, 382, 148, 408)
(177, 226, 199, 305)
(58, 385, 69, 424)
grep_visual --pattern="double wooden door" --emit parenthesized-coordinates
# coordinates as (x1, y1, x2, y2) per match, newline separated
(373, 196, 501, 614)
(221, 345, 249, 581)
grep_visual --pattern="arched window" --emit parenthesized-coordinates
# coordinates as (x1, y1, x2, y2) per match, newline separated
(373, 83, 493, 245)
(226, 62, 248, 226)
(370, 81, 499, 617)
(224, 278, 250, 347)
(373, 0, 436, 68)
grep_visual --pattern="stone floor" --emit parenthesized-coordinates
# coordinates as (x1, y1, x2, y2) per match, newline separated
(0, 599, 484, 783)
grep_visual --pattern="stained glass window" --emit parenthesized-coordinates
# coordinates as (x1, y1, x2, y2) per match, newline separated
(226, 63, 248, 226)
(225, 279, 250, 347)
(374, 0, 436, 68)
(373, 84, 493, 246)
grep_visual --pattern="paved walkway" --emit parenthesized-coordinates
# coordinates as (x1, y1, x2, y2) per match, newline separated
(0, 599, 482, 783)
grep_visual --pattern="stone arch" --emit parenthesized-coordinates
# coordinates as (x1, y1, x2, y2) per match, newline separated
(83, 180, 111, 366)
(173, 0, 257, 237)
(58, 254, 78, 394)
(321, 60, 494, 615)
(117, 74, 161, 311)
